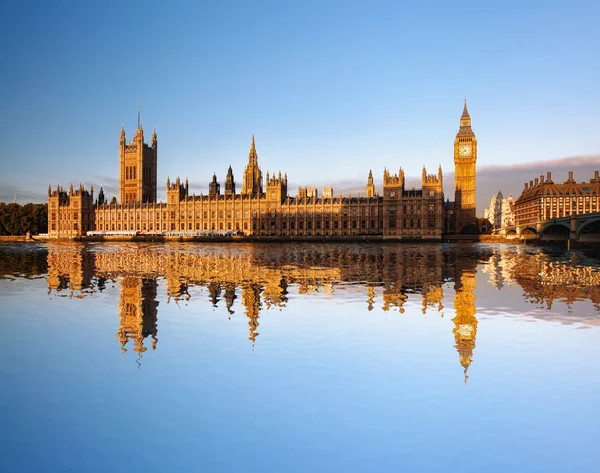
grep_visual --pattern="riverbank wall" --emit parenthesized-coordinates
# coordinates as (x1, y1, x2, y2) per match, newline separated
(0, 236, 34, 242)
(3, 233, 597, 248)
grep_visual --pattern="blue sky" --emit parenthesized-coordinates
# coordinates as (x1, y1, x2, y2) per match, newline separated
(0, 0, 598, 206)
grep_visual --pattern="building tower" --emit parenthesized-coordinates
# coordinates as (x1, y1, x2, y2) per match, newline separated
(97, 187, 106, 205)
(242, 134, 263, 196)
(454, 98, 477, 232)
(47, 183, 94, 239)
(366, 169, 375, 197)
(119, 116, 158, 204)
(225, 165, 236, 196)
(209, 173, 221, 197)
(266, 170, 288, 203)
(382, 168, 404, 238)
(422, 165, 444, 236)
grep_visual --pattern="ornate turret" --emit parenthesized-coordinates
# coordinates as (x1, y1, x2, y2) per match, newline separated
(383, 167, 404, 195)
(225, 165, 236, 195)
(242, 134, 263, 196)
(166, 176, 188, 204)
(209, 173, 221, 197)
(97, 187, 106, 205)
(422, 166, 443, 187)
(366, 169, 375, 198)
(266, 169, 288, 202)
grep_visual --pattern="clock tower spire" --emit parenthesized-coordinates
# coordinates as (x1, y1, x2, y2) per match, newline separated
(453, 98, 477, 233)
(460, 95, 471, 128)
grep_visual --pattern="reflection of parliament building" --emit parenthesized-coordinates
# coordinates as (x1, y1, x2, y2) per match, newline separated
(45, 243, 483, 379)
(47, 102, 478, 240)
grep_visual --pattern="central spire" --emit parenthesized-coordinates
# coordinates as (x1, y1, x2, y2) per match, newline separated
(248, 133, 258, 165)
(242, 134, 263, 195)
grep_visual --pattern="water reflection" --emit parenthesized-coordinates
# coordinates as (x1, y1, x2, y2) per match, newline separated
(41, 243, 488, 363)
(117, 277, 158, 354)
(1, 242, 599, 376)
(453, 269, 477, 382)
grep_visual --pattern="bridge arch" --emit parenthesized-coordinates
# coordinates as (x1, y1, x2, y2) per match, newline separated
(520, 227, 538, 240)
(577, 218, 600, 242)
(540, 223, 570, 240)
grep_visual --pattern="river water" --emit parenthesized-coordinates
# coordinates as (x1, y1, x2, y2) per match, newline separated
(1, 242, 599, 472)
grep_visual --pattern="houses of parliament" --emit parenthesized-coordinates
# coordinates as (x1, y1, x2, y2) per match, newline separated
(47, 102, 478, 239)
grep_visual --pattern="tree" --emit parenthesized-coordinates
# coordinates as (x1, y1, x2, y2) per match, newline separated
(0, 202, 48, 235)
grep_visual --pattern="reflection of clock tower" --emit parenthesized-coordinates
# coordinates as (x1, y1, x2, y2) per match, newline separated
(454, 99, 477, 232)
(452, 269, 478, 383)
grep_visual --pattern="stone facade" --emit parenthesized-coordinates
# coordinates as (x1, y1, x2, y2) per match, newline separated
(47, 183, 94, 238)
(48, 104, 476, 239)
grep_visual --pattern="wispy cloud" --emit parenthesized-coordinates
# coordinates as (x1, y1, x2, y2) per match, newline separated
(2, 155, 598, 211)
(294, 154, 599, 212)
(0, 181, 47, 204)
(473, 154, 599, 209)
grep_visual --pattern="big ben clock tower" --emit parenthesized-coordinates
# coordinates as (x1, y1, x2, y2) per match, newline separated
(454, 98, 477, 232)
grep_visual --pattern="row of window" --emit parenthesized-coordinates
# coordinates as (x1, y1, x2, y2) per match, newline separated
(52, 212, 93, 221)
(95, 219, 384, 232)
(97, 208, 386, 219)
(51, 222, 91, 232)
(94, 206, 445, 221)
(542, 196, 597, 203)
(93, 216, 441, 233)
(389, 218, 437, 229)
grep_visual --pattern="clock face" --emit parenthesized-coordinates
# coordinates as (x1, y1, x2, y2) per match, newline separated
(459, 144, 472, 156)
(390, 191, 396, 198)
